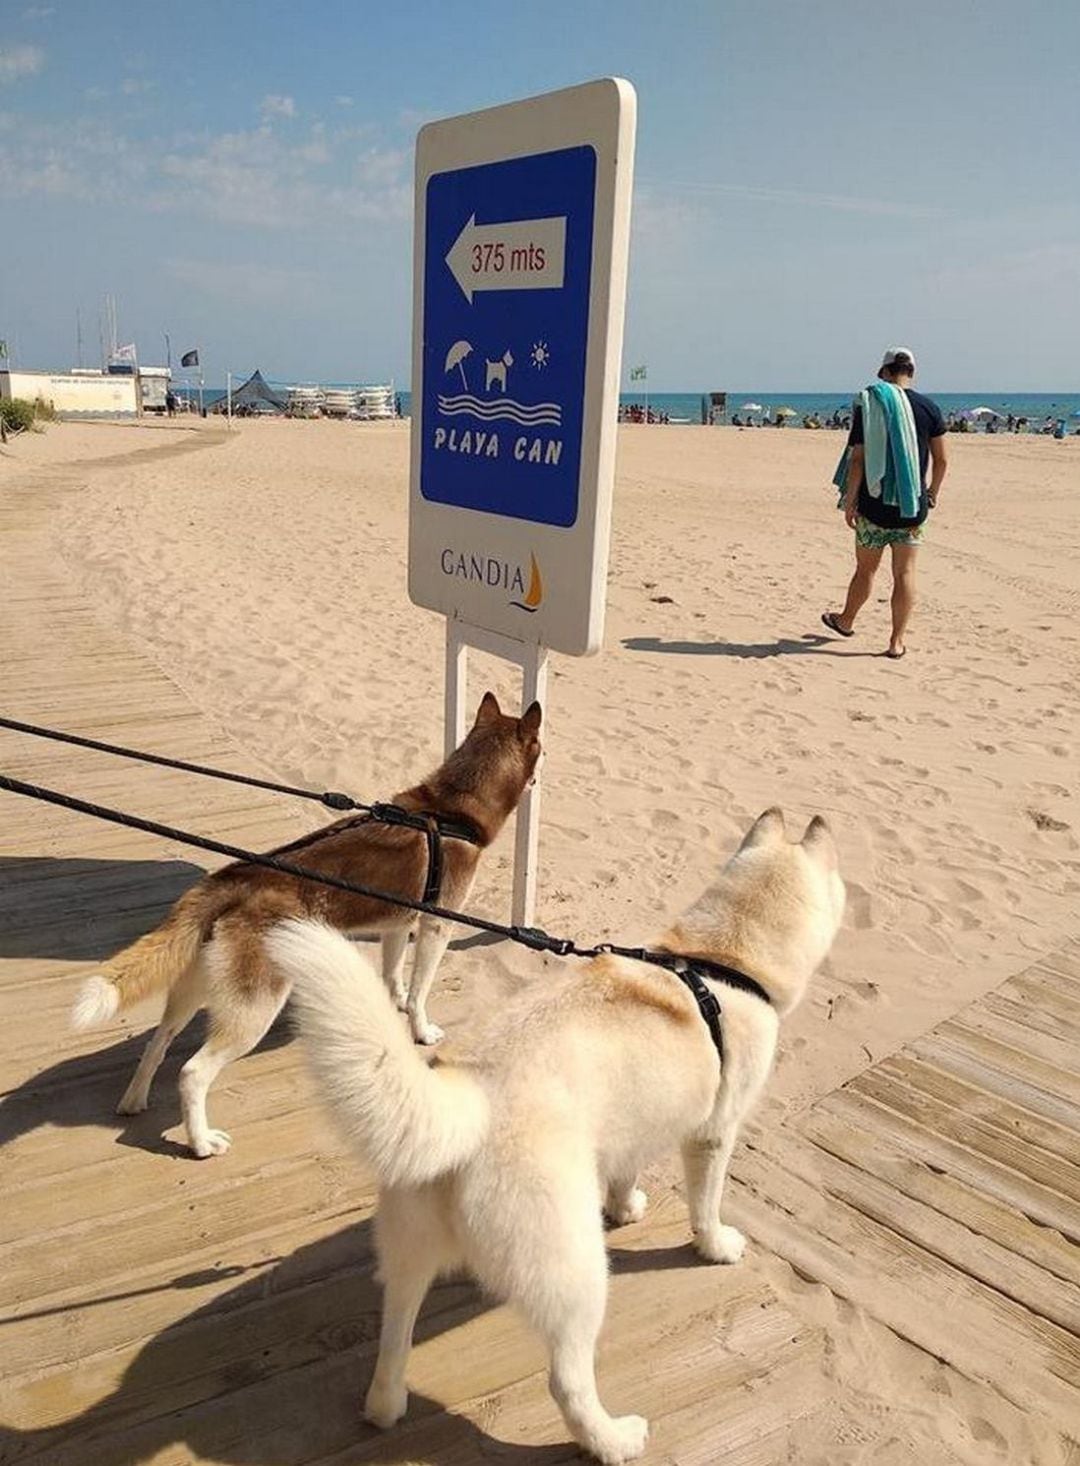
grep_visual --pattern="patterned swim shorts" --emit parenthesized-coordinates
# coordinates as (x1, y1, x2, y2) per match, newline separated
(855, 515, 925, 550)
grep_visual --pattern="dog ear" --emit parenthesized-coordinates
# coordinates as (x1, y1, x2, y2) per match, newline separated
(518, 700, 542, 739)
(738, 806, 786, 851)
(474, 691, 502, 727)
(801, 814, 837, 867)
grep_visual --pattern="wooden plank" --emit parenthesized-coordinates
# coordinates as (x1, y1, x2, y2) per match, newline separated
(875, 1051, 1080, 1164)
(911, 1029, 1080, 1130)
(797, 1098, 1080, 1292)
(815, 1087, 1079, 1241)
(729, 1142, 1080, 1422)
(847, 1068, 1080, 1206)
(769, 1117, 1080, 1330)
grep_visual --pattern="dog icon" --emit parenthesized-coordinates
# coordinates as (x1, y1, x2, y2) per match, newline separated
(485, 350, 513, 393)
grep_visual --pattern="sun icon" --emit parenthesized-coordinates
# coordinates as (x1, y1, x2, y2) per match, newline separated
(530, 341, 551, 369)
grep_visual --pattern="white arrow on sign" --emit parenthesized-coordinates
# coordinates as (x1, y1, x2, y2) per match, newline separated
(445, 213, 566, 304)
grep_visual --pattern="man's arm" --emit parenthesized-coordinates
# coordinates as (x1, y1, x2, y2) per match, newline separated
(843, 444, 864, 528)
(928, 435, 947, 507)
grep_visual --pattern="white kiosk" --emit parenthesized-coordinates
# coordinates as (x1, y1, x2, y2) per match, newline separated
(409, 78, 636, 923)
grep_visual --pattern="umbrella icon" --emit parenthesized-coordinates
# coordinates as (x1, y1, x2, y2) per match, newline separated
(444, 340, 473, 392)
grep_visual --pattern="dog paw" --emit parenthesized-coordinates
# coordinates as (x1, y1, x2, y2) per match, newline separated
(412, 1020, 444, 1046)
(191, 1129, 232, 1158)
(364, 1382, 407, 1430)
(587, 1413, 649, 1464)
(116, 1091, 149, 1115)
(695, 1223, 746, 1264)
(606, 1187, 648, 1226)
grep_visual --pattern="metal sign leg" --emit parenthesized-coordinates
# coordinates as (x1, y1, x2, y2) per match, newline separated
(444, 620, 470, 758)
(443, 619, 547, 927)
(512, 642, 548, 926)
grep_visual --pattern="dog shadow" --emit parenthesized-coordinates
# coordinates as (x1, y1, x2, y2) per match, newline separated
(0, 1016, 296, 1156)
(0, 1220, 575, 1465)
(0, 852, 295, 1155)
(0, 856, 205, 961)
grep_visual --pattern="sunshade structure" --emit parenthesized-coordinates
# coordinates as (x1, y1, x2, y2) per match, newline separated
(970, 406, 1002, 420)
(215, 369, 286, 414)
(740, 401, 764, 412)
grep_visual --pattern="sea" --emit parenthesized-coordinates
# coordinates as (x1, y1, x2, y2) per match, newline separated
(189, 386, 1079, 428)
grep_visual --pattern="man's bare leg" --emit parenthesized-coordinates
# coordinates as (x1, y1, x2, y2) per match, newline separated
(833, 542, 884, 631)
(889, 542, 919, 655)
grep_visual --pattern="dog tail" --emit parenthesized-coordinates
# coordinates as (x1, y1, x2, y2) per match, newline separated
(71, 884, 217, 1029)
(267, 919, 489, 1187)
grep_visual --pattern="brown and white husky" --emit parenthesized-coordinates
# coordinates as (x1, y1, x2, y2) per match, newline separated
(70, 693, 542, 1158)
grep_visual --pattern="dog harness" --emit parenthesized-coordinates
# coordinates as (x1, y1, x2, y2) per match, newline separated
(268, 802, 482, 906)
(597, 945, 772, 1065)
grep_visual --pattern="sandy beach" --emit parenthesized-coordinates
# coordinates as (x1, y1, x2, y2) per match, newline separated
(2, 417, 1078, 1463)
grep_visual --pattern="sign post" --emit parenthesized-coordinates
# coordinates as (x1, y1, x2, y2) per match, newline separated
(410, 78, 636, 923)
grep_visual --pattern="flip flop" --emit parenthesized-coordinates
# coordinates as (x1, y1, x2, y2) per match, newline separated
(885, 646, 906, 660)
(821, 611, 854, 638)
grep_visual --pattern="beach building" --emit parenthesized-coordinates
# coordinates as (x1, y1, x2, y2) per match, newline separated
(137, 366, 171, 414)
(0, 368, 138, 419)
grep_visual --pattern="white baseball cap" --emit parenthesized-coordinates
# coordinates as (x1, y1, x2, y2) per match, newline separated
(880, 346, 916, 371)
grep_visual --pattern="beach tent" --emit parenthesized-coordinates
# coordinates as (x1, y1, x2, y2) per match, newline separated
(970, 406, 1002, 420)
(216, 369, 286, 414)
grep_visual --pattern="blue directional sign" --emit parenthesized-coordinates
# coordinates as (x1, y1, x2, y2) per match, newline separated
(420, 145, 597, 529)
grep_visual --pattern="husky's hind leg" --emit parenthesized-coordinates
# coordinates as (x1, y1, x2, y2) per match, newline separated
(117, 962, 205, 1115)
(491, 1164, 648, 1463)
(406, 915, 452, 1046)
(365, 1186, 458, 1428)
(178, 924, 289, 1157)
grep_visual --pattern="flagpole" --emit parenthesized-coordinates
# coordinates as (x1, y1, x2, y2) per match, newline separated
(227, 371, 232, 429)
(198, 346, 204, 417)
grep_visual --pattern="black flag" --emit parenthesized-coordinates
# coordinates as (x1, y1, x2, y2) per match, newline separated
(180, 349, 199, 368)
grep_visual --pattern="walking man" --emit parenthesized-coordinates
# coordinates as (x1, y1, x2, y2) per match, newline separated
(821, 348, 947, 659)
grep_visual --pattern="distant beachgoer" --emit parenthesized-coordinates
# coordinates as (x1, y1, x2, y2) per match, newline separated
(820, 347, 947, 660)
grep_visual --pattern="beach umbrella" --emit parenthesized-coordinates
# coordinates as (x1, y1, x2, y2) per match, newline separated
(970, 406, 1001, 419)
(775, 406, 798, 418)
(740, 401, 763, 412)
(444, 340, 473, 392)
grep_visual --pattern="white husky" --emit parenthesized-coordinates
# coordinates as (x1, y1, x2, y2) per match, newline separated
(269, 807, 845, 1463)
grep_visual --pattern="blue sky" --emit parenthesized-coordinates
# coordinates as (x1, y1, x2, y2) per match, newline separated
(2, 0, 1077, 390)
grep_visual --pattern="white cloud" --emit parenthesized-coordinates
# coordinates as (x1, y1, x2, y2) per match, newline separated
(0, 43, 44, 83)
(335, 95, 353, 108)
(22, 6, 54, 19)
(0, 108, 410, 232)
(260, 93, 296, 121)
(120, 77, 155, 96)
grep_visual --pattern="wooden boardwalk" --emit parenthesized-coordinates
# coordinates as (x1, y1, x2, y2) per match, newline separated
(1, 434, 1078, 1463)
(730, 943, 1080, 1435)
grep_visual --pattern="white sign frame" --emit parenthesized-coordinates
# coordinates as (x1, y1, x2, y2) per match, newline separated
(409, 76, 636, 658)
(409, 79, 636, 924)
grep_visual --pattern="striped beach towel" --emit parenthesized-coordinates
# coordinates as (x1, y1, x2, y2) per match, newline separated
(833, 383, 921, 519)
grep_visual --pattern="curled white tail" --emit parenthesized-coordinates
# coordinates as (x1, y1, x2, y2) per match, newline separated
(267, 919, 488, 1187)
(71, 975, 120, 1030)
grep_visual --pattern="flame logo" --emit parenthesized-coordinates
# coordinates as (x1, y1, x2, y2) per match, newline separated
(510, 553, 543, 612)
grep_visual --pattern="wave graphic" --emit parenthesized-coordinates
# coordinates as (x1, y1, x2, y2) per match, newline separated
(437, 392, 562, 427)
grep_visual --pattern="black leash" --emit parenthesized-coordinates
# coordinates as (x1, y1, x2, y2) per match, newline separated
(0, 728, 774, 1058)
(0, 714, 364, 812)
(0, 715, 481, 905)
